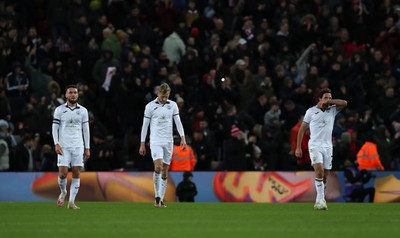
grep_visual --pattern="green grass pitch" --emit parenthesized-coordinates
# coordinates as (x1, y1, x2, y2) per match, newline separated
(0, 202, 399, 238)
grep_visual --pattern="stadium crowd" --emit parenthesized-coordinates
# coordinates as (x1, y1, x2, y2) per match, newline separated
(0, 0, 400, 172)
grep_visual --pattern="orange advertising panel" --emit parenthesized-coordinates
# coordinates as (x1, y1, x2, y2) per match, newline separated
(32, 172, 176, 202)
(213, 172, 341, 203)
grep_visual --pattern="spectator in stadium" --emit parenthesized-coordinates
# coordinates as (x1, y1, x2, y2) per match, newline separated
(224, 124, 247, 171)
(374, 124, 392, 170)
(0, 119, 10, 171)
(178, 49, 202, 100)
(333, 113, 347, 142)
(375, 86, 399, 127)
(260, 118, 285, 170)
(390, 118, 400, 170)
(176, 171, 198, 202)
(5, 62, 29, 122)
(24, 46, 53, 98)
(12, 133, 35, 172)
(245, 132, 263, 171)
(263, 99, 281, 128)
(296, 43, 317, 80)
(191, 129, 214, 171)
(2, 0, 400, 174)
(290, 115, 311, 171)
(333, 132, 354, 171)
(280, 100, 305, 132)
(247, 91, 269, 125)
(217, 76, 240, 107)
(0, 87, 11, 122)
(52, 85, 90, 210)
(39, 144, 57, 171)
(295, 88, 347, 210)
(92, 50, 120, 87)
(139, 83, 187, 208)
(162, 30, 186, 67)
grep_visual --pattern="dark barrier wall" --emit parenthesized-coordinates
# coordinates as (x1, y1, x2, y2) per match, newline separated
(0, 172, 399, 202)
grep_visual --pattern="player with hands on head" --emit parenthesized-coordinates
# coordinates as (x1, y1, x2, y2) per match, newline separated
(52, 85, 90, 210)
(295, 88, 347, 210)
(139, 83, 187, 208)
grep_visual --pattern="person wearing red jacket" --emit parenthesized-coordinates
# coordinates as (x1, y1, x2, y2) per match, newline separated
(290, 115, 311, 170)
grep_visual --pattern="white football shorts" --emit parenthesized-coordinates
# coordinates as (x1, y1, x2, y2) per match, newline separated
(150, 142, 173, 165)
(57, 147, 84, 167)
(309, 147, 333, 169)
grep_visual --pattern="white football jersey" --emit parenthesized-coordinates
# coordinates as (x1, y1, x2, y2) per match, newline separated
(52, 103, 90, 148)
(143, 99, 180, 143)
(303, 105, 341, 148)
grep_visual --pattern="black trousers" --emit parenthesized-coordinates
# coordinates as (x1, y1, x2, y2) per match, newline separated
(350, 187, 375, 202)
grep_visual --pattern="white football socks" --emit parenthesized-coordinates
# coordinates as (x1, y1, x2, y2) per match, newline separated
(58, 177, 67, 194)
(315, 178, 325, 202)
(160, 177, 168, 201)
(69, 178, 80, 204)
(153, 172, 161, 198)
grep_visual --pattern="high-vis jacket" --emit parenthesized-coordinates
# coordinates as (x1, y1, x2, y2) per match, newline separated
(357, 141, 384, 171)
(169, 145, 196, 171)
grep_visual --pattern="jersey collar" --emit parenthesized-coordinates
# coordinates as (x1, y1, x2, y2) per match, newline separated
(65, 103, 80, 110)
(155, 99, 170, 105)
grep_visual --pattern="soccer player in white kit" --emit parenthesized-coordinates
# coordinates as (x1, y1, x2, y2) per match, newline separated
(52, 85, 90, 209)
(139, 83, 186, 208)
(295, 88, 347, 210)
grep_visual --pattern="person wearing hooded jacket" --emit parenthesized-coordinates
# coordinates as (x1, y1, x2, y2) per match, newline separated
(176, 171, 197, 202)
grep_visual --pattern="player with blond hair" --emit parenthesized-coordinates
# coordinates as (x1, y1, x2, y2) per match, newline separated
(139, 83, 186, 208)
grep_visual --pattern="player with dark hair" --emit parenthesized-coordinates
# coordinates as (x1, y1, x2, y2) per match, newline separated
(295, 88, 347, 210)
(52, 85, 90, 209)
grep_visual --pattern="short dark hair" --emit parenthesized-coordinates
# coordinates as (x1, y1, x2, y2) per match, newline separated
(318, 88, 331, 99)
(183, 171, 193, 179)
(65, 85, 78, 92)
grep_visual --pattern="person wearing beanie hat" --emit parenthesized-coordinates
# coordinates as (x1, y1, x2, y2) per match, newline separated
(190, 27, 199, 37)
(230, 124, 242, 137)
(224, 123, 247, 171)
(0, 119, 9, 129)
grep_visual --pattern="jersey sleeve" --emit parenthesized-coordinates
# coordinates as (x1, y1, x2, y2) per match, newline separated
(172, 101, 179, 116)
(82, 109, 90, 149)
(52, 107, 61, 145)
(173, 102, 185, 137)
(140, 104, 152, 142)
(303, 109, 311, 124)
(144, 104, 152, 118)
(330, 104, 340, 115)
